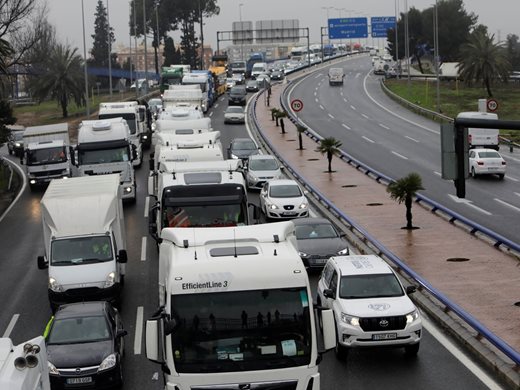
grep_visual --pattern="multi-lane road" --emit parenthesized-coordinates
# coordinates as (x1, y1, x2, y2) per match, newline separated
(0, 72, 511, 388)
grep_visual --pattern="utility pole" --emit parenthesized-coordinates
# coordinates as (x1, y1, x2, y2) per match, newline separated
(434, 1, 440, 112)
(106, 0, 112, 96)
(143, 0, 149, 94)
(199, 0, 204, 69)
(81, 0, 90, 116)
(155, 0, 160, 75)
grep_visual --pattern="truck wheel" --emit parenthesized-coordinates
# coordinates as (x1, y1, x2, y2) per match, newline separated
(498, 173, 505, 180)
(8, 148, 13, 155)
(334, 321, 348, 361)
(471, 167, 477, 178)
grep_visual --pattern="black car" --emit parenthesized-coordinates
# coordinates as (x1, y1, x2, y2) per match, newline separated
(228, 85, 247, 106)
(45, 301, 127, 389)
(270, 70, 284, 81)
(7, 129, 24, 157)
(227, 137, 260, 161)
(293, 218, 350, 270)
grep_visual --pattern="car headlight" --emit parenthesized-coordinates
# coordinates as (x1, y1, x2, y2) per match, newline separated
(267, 203, 279, 210)
(341, 312, 360, 326)
(104, 272, 116, 288)
(230, 153, 239, 159)
(142, 134, 148, 140)
(248, 173, 258, 182)
(298, 251, 309, 258)
(151, 123, 156, 131)
(15, 142, 21, 147)
(49, 277, 62, 292)
(98, 353, 117, 372)
(298, 202, 308, 209)
(124, 186, 133, 193)
(48, 361, 59, 375)
(406, 309, 420, 324)
(337, 248, 349, 255)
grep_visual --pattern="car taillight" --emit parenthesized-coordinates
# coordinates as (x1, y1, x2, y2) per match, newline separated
(477, 161, 484, 165)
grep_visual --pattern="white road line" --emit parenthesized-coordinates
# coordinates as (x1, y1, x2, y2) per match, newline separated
(209, 112, 213, 117)
(378, 123, 390, 130)
(314, 91, 317, 96)
(339, 91, 343, 96)
(315, 98, 319, 103)
(422, 319, 504, 390)
(361, 113, 369, 119)
(2, 314, 19, 338)
(341, 123, 351, 130)
(405, 135, 420, 143)
(314, 73, 322, 79)
(495, 198, 520, 213)
(144, 196, 150, 218)
(448, 194, 492, 215)
(503, 154, 520, 163)
(507, 176, 519, 182)
(391, 151, 409, 160)
(362, 136, 375, 144)
(141, 236, 147, 261)
(214, 103, 219, 108)
(343, 98, 348, 103)
(515, 192, 520, 197)
(350, 105, 357, 110)
(319, 105, 324, 110)
(434, 171, 442, 176)
(134, 306, 144, 355)
(328, 113, 335, 119)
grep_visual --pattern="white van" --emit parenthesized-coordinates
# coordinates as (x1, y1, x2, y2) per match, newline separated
(456, 111, 500, 150)
(251, 62, 268, 79)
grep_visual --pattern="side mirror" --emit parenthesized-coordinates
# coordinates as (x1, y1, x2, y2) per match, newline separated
(131, 144, 137, 160)
(117, 250, 128, 263)
(37, 256, 48, 269)
(68, 146, 75, 166)
(148, 158, 154, 171)
(280, 165, 285, 171)
(248, 202, 260, 222)
(406, 285, 417, 294)
(116, 329, 128, 338)
(323, 288, 335, 299)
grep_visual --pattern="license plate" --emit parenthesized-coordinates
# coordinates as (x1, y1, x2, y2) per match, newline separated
(67, 377, 93, 385)
(282, 212, 296, 216)
(372, 333, 397, 340)
(488, 167, 498, 170)
(313, 258, 328, 264)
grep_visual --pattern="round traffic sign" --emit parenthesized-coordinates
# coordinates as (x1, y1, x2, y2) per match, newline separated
(290, 99, 304, 112)
(487, 98, 498, 112)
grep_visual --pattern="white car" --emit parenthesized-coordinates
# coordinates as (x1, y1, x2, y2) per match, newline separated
(259, 179, 308, 220)
(225, 78, 236, 90)
(317, 255, 422, 360)
(469, 148, 506, 179)
(255, 73, 271, 87)
(245, 155, 284, 190)
(223, 106, 245, 124)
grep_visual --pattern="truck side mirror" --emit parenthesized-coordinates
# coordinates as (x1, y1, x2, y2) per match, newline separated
(69, 146, 75, 166)
(248, 202, 260, 222)
(37, 256, 48, 269)
(406, 285, 417, 294)
(323, 288, 335, 299)
(148, 158, 154, 171)
(131, 144, 137, 160)
(117, 250, 128, 263)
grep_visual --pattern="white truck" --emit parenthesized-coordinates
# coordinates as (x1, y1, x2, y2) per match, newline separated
(98, 101, 144, 167)
(21, 123, 72, 190)
(181, 73, 210, 112)
(74, 118, 137, 201)
(0, 336, 50, 390)
(145, 222, 336, 390)
(162, 86, 204, 111)
(328, 68, 345, 86)
(37, 174, 128, 311)
(456, 111, 500, 150)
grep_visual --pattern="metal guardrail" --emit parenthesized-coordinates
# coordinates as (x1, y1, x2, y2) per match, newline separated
(249, 72, 520, 370)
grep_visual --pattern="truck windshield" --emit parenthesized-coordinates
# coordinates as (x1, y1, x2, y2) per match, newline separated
(26, 146, 67, 166)
(183, 81, 207, 93)
(170, 288, 312, 373)
(51, 236, 113, 266)
(78, 146, 130, 165)
(98, 113, 137, 134)
(162, 203, 247, 227)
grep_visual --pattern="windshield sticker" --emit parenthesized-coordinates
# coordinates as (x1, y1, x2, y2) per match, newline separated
(281, 340, 297, 357)
(259, 345, 277, 355)
(300, 290, 309, 307)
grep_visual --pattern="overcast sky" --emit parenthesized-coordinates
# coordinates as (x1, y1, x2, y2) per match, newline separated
(47, 0, 518, 54)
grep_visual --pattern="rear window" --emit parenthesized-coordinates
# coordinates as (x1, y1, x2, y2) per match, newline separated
(477, 151, 501, 158)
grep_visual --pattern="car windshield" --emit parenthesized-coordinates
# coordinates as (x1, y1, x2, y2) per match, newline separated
(12, 132, 24, 141)
(295, 223, 337, 239)
(339, 274, 404, 299)
(51, 236, 113, 266)
(170, 288, 312, 373)
(233, 140, 256, 150)
(249, 158, 278, 171)
(226, 107, 243, 114)
(78, 146, 130, 165)
(477, 151, 501, 158)
(26, 146, 67, 165)
(269, 184, 302, 198)
(48, 315, 111, 344)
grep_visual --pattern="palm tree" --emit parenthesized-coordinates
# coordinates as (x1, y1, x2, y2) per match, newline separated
(270, 107, 280, 121)
(458, 29, 511, 97)
(296, 124, 306, 150)
(387, 172, 424, 230)
(316, 137, 342, 173)
(274, 110, 287, 126)
(29, 43, 85, 118)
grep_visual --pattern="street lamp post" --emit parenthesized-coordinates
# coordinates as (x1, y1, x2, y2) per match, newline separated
(143, 0, 149, 95)
(404, 0, 411, 88)
(133, 0, 138, 98)
(81, 0, 90, 116)
(321, 6, 334, 61)
(434, 0, 440, 112)
(155, 0, 160, 75)
(239, 3, 244, 61)
(394, 0, 399, 63)
(106, 0, 112, 96)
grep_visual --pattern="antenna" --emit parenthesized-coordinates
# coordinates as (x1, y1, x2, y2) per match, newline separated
(193, 228, 198, 260)
(233, 228, 238, 258)
(274, 249, 277, 256)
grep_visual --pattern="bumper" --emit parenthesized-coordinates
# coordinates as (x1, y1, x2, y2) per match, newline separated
(337, 321, 422, 349)
(28, 175, 70, 187)
(50, 365, 121, 390)
(224, 117, 245, 124)
(473, 167, 506, 175)
(266, 209, 309, 219)
(48, 283, 122, 308)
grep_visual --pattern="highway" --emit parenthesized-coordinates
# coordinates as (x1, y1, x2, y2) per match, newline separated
(287, 56, 520, 245)
(0, 89, 509, 388)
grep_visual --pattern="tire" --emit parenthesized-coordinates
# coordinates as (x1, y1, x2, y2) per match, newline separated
(404, 342, 420, 356)
(498, 174, 505, 180)
(471, 167, 477, 178)
(334, 321, 348, 361)
(8, 148, 13, 155)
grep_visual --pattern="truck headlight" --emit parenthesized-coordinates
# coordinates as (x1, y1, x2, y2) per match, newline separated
(124, 186, 133, 193)
(142, 134, 148, 140)
(49, 277, 62, 292)
(341, 312, 360, 326)
(98, 354, 116, 372)
(337, 248, 349, 255)
(298, 251, 309, 258)
(104, 272, 116, 288)
(15, 142, 21, 147)
(48, 361, 59, 375)
(298, 202, 308, 209)
(406, 309, 420, 324)
(30, 179, 36, 185)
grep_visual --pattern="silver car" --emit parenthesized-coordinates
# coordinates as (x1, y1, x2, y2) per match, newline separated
(245, 155, 283, 190)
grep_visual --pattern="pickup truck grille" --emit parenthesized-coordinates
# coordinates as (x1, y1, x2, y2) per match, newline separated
(360, 315, 407, 331)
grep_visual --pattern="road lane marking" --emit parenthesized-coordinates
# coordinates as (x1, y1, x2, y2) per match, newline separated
(340, 91, 343, 96)
(314, 73, 322, 79)
(379, 123, 390, 130)
(315, 98, 319, 103)
(350, 105, 357, 110)
(328, 113, 335, 119)
(507, 176, 519, 182)
(141, 237, 147, 261)
(343, 98, 348, 103)
(434, 171, 442, 176)
(448, 194, 492, 215)
(515, 192, 520, 197)
(361, 113, 369, 119)
(2, 314, 19, 337)
(362, 136, 375, 143)
(391, 151, 408, 160)
(134, 306, 144, 355)
(495, 198, 520, 213)
(314, 91, 317, 96)
(214, 103, 219, 108)
(341, 123, 351, 130)
(405, 135, 420, 143)
(319, 105, 324, 110)
(144, 196, 150, 218)
(209, 112, 213, 117)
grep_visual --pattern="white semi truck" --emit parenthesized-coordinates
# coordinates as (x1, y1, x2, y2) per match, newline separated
(145, 222, 336, 390)
(21, 123, 72, 190)
(0, 336, 50, 390)
(162, 85, 204, 111)
(74, 118, 137, 201)
(98, 101, 145, 166)
(37, 174, 128, 311)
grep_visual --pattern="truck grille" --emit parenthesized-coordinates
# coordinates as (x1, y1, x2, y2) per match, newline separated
(360, 315, 407, 331)
(191, 380, 298, 389)
(32, 169, 66, 177)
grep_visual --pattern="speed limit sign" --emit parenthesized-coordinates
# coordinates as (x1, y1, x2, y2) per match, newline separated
(487, 98, 498, 112)
(290, 99, 304, 112)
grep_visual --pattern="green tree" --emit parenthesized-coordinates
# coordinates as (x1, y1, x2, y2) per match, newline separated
(316, 137, 343, 173)
(0, 100, 16, 146)
(458, 29, 511, 97)
(296, 124, 306, 150)
(387, 172, 424, 230)
(90, 0, 116, 68)
(29, 44, 85, 118)
(162, 37, 181, 67)
(505, 34, 520, 70)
